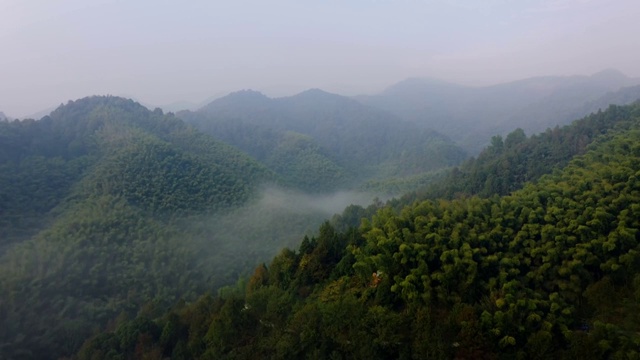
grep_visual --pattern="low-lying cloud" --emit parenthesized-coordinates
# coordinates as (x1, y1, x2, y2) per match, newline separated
(189, 186, 379, 286)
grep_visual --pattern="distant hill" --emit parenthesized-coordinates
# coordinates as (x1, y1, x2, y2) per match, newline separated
(179, 89, 468, 192)
(0, 111, 9, 121)
(356, 69, 640, 153)
(22, 105, 57, 120)
(573, 84, 640, 117)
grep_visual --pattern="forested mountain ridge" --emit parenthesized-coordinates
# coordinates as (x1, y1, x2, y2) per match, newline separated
(178, 89, 467, 192)
(0, 96, 278, 359)
(577, 85, 640, 117)
(400, 103, 640, 204)
(78, 102, 640, 359)
(0, 96, 272, 247)
(356, 69, 640, 153)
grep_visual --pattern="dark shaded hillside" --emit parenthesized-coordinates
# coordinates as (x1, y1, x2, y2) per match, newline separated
(78, 102, 640, 359)
(356, 69, 640, 153)
(179, 89, 467, 192)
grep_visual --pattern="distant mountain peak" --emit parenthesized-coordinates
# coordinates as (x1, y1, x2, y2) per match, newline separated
(588, 68, 633, 88)
(591, 68, 627, 79)
(200, 89, 271, 112)
(281, 89, 360, 110)
(589, 68, 630, 82)
(57, 95, 140, 108)
(209, 89, 270, 105)
(227, 89, 268, 98)
(381, 76, 465, 95)
(291, 88, 342, 99)
(297, 88, 331, 95)
(49, 95, 145, 118)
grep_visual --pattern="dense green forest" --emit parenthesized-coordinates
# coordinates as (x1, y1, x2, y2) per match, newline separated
(178, 89, 467, 192)
(2, 94, 640, 359)
(0, 96, 283, 359)
(76, 103, 640, 359)
(0, 95, 394, 359)
(403, 104, 639, 202)
(0, 96, 271, 246)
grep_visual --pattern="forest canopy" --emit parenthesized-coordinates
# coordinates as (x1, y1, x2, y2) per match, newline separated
(76, 103, 640, 359)
(2, 95, 640, 359)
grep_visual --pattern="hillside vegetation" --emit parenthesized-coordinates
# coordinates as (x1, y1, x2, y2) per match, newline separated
(0, 96, 277, 359)
(179, 89, 467, 192)
(403, 104, 639, 203)
(0, 96, 270, 245)
(77, 102, 640, 359)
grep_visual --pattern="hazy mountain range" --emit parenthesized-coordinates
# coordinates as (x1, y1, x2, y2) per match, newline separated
(355, 69, 640, 152)
(76, 101, 640, 360)
(13, 69, 639, 157)
(2, 70, 640, 358)
(178, 89, 467, 192)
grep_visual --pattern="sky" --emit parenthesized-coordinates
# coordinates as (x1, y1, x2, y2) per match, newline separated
(1, 0, 639, 117)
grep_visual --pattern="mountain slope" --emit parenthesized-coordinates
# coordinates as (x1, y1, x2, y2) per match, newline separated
(0, 96, 272, 248)
(399, 103, 640, 204)
(77, 102, 640, 360)
(0, 96, 276, 359)
(179, 89, 467, 192)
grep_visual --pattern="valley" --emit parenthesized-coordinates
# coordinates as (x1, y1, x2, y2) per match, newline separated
(1, 74, 639, 359)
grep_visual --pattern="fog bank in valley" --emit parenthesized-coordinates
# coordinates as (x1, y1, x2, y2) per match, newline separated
(191, 186, 379, 282)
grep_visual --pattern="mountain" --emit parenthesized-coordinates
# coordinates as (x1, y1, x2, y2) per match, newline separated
(397, 103, 640, 203)
(0, 111, 9, 121)
(0, 96, 272, 247)
(22, 105, 58, 120)
(0, 96, 276, 359)
(356, 69, 640, 153)
(5, 77, 640, 359)
(179, 89, 468, 192)
(574, 84, 640, 117)
(77, 102, 640, 359)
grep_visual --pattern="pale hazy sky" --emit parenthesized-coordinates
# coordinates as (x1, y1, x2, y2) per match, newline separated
(1, 0, 639, 117)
